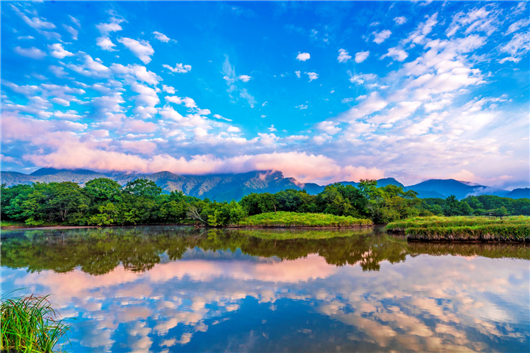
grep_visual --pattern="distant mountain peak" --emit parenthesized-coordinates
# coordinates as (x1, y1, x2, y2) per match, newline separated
(30, 167, 103, 176)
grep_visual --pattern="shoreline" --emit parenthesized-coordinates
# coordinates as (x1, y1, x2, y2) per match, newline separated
(0, 223, 193, 231)
(2, 224, 528, 244)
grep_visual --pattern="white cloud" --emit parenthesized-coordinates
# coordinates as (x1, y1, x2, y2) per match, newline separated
(14, 47, 46, 59)
(51, 97, 70, 107)
(118, 38, 154, 64)
(166, 96, 197, 109)
(296, 104, 308, 110)
(306, 72, 318, 81)
(380, 47, 408, 62)
(63, 25, 78, 40)
(130, 82, 160, 119)
(316, 121, 341, 135)
(296, 52, 310, 61)
(405, 13, 438, 44)
(96, 22, 122, 35)
(337, 49, 351, 63)
(213, 114, 232, 122)
(163, 63, 192, 73)
(355, 51, 370, 63)
(394, 16, 407, 25)
(11, 5, 56, 30)
(499, 32, 530, 61)
(153, 31, 171, 42)
(373, 30, 391, 44)
(67, 54, 110, 78)
(222, 56, 256, 108)
(227, 126, 241, 133)
(110, 64, 161, 85)
(162, 85, 175, 94)
(69, 15, 81, 28)
(505, 18, 530, 35)
(338, 92, 388, 122)
(238, 75, 252, 82)
(295, 71, 301, 78)
(49, 65, 67, 78)
(48, 43, 74, 59)
(96, 37, 116, 51)
(54, 111, 83, 119)
(348, 73, 377, 84)
(369, 101, 422, 125)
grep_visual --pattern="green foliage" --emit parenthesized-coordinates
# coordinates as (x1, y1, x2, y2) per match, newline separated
(2, 177, 528, 228)
(240, 192, 278, 215)
(238, 211, 373, 227)
(1, 292, 70, 352)
(123, 179, 162, 198)
(387, 216, 530, 241)
(84, 178, 122, 203)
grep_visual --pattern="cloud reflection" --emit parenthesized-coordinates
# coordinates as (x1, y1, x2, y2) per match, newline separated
(1, 230, 529, 352)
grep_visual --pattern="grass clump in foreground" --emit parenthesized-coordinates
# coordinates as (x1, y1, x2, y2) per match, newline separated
(236, 211, 373, 228)
(1, 293, 70, 352)
(387, 216, 530, 241)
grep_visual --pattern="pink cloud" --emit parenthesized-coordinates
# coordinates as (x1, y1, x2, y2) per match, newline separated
(24, 145, 383, 184)
(123, 119, 158, 133)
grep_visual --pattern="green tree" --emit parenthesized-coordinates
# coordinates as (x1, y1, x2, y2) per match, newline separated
(84, 178, 123, 203)
(123, 179, 162, 198)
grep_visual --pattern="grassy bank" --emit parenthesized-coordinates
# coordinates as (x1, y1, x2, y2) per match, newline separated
(387, 216, 530, 242)
(1, 293, 70, 352)
(235, 211, 373, 228)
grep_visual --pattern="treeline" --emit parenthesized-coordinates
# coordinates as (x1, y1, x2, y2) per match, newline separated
(421, 195, 530, 216)
(1, 178, 529, 227)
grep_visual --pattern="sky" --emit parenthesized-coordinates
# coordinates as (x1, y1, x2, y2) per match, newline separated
(1, 1, 529, 189)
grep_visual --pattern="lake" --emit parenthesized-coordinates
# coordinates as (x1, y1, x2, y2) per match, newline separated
(1, 226, 529, 352)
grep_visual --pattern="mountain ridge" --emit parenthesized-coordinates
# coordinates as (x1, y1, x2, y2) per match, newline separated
(1, 168, 525, 201)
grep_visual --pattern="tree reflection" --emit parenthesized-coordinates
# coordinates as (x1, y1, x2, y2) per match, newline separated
(2, 226, 528, 276)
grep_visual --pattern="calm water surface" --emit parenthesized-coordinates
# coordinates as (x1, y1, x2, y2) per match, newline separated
(1, 226, 529, 352)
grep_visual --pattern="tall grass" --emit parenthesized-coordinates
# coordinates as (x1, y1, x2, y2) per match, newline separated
(1, 293, 70, 353)
(387, 216, 530, 241)
(236, 211, 373, 228)
(387, 216, 530, 230)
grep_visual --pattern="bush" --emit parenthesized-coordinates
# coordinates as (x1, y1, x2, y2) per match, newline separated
(1, 293, 70, 352)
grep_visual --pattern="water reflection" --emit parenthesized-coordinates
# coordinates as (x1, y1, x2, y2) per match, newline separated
(1, 226, 529, 352)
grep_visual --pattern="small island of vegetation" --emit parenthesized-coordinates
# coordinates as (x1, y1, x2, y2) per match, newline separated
(235, 211, 373, 228)
(388, 216, 530, 242)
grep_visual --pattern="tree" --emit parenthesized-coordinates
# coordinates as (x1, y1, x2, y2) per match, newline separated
(87, 202, 120, 226)
(160, 200, 187, 223)
(123, 179, 162, 198)
(84, 178, 122, 203)
(240, 193, 277, 215)
(276, 189, 303, 212)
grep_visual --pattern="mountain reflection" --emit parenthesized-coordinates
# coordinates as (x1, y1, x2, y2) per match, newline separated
(1, 226, 529, 352)
(2, 226, 528, 276)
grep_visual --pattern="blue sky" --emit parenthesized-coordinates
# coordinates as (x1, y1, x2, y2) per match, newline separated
(1, 1, 529, 188)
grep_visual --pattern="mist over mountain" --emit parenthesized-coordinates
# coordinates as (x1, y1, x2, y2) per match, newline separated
(1, 168, 524, 201)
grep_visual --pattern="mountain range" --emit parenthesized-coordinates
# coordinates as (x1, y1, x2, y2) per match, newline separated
(1, 168, 528, 201)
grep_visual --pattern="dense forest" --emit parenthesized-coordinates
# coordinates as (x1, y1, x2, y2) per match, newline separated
(1, 178, 529, 227)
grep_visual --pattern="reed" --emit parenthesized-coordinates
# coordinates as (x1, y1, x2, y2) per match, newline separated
(387, 216, 530, 242)
(1, 292, 70, 353)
